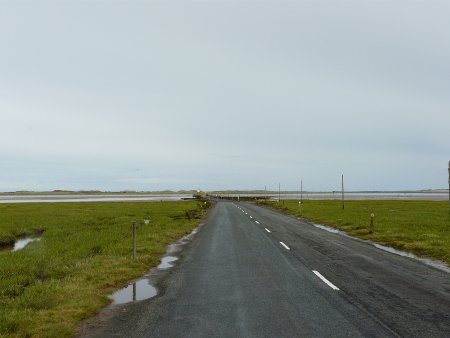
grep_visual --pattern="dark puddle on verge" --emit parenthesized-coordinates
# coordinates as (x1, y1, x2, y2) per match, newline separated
(311, 222, 450, 273)
(0, 236, 42, 252)
(109, 225, 201, 305)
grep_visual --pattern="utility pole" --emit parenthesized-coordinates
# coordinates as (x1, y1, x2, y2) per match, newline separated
(341, 174, 345, 210)
(278, 183, 281, 202)
(265, 185, 267, 200)
(301, 180, 303, 203)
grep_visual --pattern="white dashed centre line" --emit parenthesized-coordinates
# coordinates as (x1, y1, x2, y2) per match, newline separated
(312, 270, 340, 290)
(280, 242, 290, 250)
(255, 221, 260, 224)
(249, 216, 253, 219)
(265, 228, 271, 233)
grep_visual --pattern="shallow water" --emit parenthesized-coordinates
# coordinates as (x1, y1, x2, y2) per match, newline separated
(110, 279, 157, 305)
(157, 256, 178, 269)
(233, 192, 448, 201)
(312, 223, 343, 235)
(108, 223, 203, 305)
(0, 194, 193, 203)
(12, 237, 41, 251)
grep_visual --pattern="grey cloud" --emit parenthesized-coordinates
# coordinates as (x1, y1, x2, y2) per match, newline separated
(1, 0, 449, 191)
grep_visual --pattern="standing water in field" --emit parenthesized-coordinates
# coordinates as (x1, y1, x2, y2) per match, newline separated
(12, 237, 41, 251)
(0, 235, 42, 253)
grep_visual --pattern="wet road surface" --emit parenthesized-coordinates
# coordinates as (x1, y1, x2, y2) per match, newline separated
(79, 201, 450, 337)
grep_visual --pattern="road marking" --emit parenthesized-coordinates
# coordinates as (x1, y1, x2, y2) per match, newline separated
(245, 212, 248, 215)
(280, 242, 290, 250)
(312, 270, 340, 290)
(249, 216, 253, 219)
(265, 228, 271, 233)
(255, 221, 260, 224)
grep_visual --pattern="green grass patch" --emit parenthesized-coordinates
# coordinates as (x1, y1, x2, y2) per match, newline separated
(0, 201, 209, 337)
(259, 200, 450, 265)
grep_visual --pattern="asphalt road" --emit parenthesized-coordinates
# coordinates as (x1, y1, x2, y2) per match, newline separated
(80, 201, 450, 338)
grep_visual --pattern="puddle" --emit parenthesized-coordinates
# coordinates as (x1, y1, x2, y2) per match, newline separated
(373, 243, 450, 273)
(12, 237, 41, 252)
(1, 234, 43, 253)
(167, 228, 199, 254)
(110, 278, 157, 305)
(157, 256, 178, 269)
(108, 223, 203, 306)
(312, 223, 343, 235)
(373, 243, 418, 259)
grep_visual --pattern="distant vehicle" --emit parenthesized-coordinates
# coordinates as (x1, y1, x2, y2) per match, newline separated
(193, 190, 206, 199)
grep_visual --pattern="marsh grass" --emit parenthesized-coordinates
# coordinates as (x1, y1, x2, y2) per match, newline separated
(260, 200, 450, 265)
(0, 201, 207, 337)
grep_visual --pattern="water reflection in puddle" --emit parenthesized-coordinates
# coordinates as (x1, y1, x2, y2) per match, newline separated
(110, 278, 157, 305)
(110, 255, 179, 305)
(109, 224, 203, 306)
(157, 256, 178, 269)
(12, 237, 41, 252)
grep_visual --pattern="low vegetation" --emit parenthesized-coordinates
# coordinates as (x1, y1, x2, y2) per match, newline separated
(0, 200, 210, 337)
(259, 200, 450, 265)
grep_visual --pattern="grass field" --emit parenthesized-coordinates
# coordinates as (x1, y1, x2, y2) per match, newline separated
(0, 200, 208, 337)
(260, 200, 450, 266)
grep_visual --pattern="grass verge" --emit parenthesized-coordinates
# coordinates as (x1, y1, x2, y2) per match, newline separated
(259, 200, 450, 265)
(0, 200, 209, 337)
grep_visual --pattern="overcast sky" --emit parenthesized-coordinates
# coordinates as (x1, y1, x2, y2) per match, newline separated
(1, 0, 449, 192)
